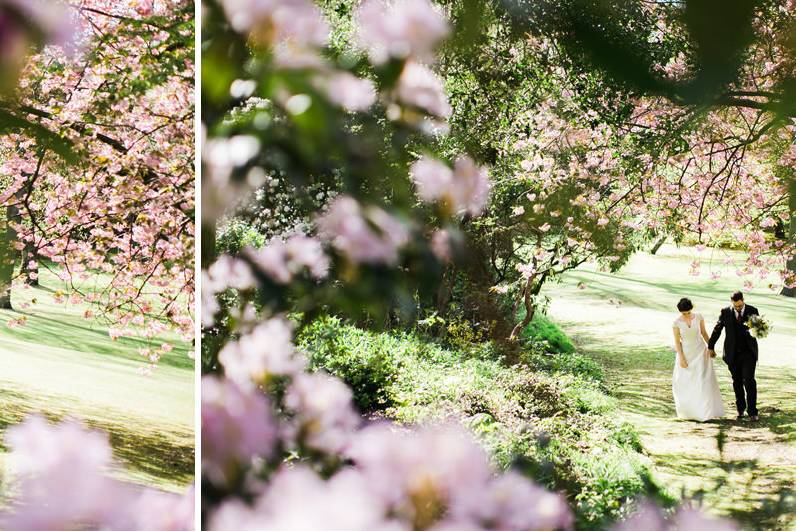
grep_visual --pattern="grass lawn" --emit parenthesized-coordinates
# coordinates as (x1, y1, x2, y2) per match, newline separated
(542, 244, 796, 530)
(0, 267, 194, 494)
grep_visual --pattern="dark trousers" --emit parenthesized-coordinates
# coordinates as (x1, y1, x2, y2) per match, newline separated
(729, 351, 757, 416)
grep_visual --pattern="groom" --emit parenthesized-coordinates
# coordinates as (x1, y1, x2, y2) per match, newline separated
(707, 291, 760, 421)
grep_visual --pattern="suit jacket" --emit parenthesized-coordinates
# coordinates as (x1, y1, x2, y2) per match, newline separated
(707, 304, 759, 365)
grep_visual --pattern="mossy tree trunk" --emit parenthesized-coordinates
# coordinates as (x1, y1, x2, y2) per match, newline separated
(650, 235, 667, 255)
(509, 271, 549, 340)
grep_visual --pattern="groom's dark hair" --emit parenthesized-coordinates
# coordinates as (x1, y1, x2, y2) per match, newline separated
(676, 298, 693, 311)
(731, 291, 744, 302)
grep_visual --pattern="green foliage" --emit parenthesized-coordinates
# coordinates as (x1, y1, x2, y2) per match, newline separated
(521, 313, 576, 354)
(216, 218, 267, 255)
(520, 342, 604, 384)
(610, 422, 644, 454)
(298, 316, 403, 412)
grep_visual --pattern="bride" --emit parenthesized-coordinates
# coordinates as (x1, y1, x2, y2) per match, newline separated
(672, 298, 725, 421)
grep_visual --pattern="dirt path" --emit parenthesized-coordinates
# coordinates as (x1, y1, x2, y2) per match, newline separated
(542, 248, 796, 530)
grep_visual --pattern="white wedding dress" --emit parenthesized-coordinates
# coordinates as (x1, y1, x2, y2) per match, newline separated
(672, 313, 725, 421)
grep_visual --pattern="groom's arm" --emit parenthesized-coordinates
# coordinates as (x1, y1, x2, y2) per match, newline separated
(707, 310, 724, 350)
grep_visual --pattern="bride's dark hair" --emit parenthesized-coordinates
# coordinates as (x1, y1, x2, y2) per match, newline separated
(677, 298, 693, 312)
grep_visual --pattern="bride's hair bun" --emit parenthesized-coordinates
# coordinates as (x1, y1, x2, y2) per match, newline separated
(677, 298, 693, 312)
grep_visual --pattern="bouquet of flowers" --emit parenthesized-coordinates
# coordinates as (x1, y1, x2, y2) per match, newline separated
(746, 314, 772, 338)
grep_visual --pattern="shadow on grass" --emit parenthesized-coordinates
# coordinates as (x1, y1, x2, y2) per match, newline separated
(561, 270, 796, 323)
(557, 323, 796, 442)
(0, 387, 193, 489)
(660, 451, 795, 530)
(0, 307, 192, 371)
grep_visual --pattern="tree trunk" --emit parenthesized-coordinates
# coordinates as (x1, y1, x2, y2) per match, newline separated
(0, 214, 14, 310)
(509, 269, 551, 340)
(509, 277, 536, 340)
(201, 219, 217, 269)
(781, 176, 796, 297)
(435, 265, 453, 316)
(459, 237, 515, 340)
(650, 236, 667, 255)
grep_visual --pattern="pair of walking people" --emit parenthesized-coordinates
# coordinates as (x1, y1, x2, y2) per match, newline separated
(672, 291, 759, 422)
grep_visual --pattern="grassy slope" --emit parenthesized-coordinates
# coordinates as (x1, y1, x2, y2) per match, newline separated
(542, 244, 796, 530)
(0, 268, 194, 493)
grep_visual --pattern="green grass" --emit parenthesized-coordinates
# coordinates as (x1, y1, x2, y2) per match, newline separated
(0, 268, 194, 494)
(542, 244, 796, 530)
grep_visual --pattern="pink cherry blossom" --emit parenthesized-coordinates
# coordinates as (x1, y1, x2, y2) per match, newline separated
(248, 234, 330, 284)
(1, 415, 195, 530)
(218, 316, 307, 384)
(317, 71, 378, 112)
(316, 196, 410, 265)
(410, 155, 491, 216)
(220, 0, 329, 45)
(395, 61, 452, 118)
(355, 0, 449, 65)
(284, 372, 361, 454)
(202, 375, 278, 486)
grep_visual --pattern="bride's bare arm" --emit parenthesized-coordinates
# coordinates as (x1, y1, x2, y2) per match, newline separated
(673, 326, 688, 368)
(699, 318, 710, 343)
(699, 318, 714, 356)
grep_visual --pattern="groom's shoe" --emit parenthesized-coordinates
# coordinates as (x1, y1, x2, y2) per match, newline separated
(750, 415, 760, 422)
(736, 414, 745, 421)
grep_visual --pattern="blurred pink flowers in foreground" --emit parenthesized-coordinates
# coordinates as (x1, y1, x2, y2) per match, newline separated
(317, 196, 411, 265)
(1, 415, 194, 531)
(355, 0, 449, 65)
(411, 155, 491, 216)
(201, 308, 740, 531)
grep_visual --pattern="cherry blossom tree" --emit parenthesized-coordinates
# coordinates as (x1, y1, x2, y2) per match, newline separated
(0, 3, 196, 528)
(499, 0, 796, 294)
(0, 0, 195, 344)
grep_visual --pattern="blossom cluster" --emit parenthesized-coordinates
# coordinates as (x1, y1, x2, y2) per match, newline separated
(411, 155, 491, 217)
(0, 415, 194, 530)
(202, 0, 490, 329)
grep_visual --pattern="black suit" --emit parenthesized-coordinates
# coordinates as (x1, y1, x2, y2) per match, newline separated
(708, 304, 759, 416)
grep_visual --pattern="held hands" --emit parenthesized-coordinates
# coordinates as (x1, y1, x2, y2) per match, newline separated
(707, 348, 716, 358)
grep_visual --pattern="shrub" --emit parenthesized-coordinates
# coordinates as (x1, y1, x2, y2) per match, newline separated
(521, 313, 576, 354)
(298, 316, 668, 527)
(610, 422, 644, 453)
(298, 316, 402, 412)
